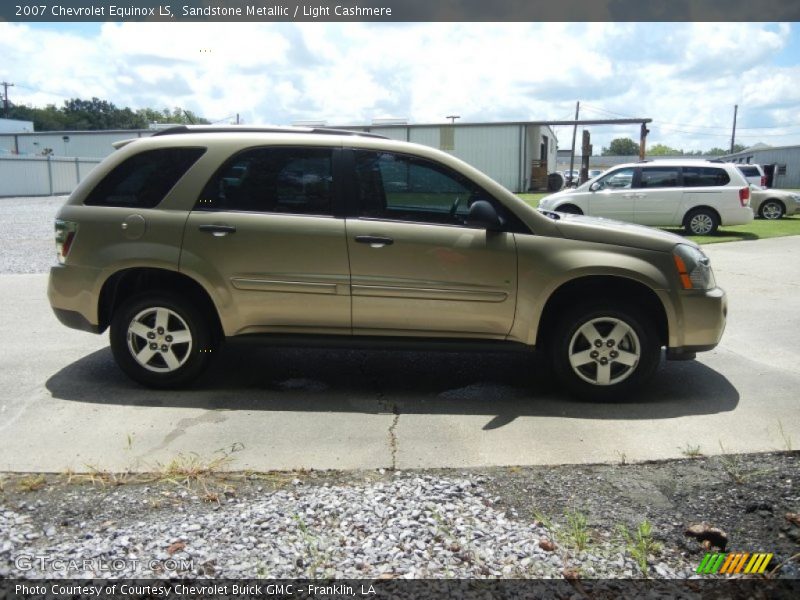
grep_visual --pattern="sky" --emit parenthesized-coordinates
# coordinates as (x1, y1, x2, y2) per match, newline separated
(2, 21, 799, 153)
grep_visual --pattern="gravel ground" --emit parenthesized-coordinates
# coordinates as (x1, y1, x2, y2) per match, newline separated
(1, 453, 798, 580)
(0, 195, 66, 274)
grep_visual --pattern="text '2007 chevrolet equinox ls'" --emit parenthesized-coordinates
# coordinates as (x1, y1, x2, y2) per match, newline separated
(48, 126, 727, 400)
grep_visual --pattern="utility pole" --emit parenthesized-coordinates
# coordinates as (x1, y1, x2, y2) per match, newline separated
(446, 115, 460, 123)
(639, 122, 650, 161)
(568, 101, 580, 186)
(1, 81, 14, 118)
(730, 104, 738, 154)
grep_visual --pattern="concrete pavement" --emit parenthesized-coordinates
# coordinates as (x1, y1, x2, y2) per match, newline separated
(1, 236, 798, 472)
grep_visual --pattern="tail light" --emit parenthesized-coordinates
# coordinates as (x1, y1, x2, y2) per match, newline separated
(55, 220, 78, 264)
(739, 187, 750, 207)
(760, 175, 766, 187)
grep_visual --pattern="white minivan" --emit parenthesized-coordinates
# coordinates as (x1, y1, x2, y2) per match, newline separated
(538, 160, 754, 235)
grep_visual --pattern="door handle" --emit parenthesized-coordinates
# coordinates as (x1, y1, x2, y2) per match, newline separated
(355, 235, 394, 247)
(199, 224, 237, 237)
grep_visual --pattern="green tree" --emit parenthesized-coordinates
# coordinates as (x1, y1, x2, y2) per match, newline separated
(8, 97, 208, 131)
(648, 143, 682, 156)
(602, 137, 640, 156)
(707, 144, 746, 155)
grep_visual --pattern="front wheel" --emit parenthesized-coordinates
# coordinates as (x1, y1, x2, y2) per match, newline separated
(110, 292, 216, 388)
(551, 303, 660, 400)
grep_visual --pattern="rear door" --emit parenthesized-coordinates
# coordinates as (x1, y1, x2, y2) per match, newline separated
(180, 146, 351, 336)
(343, 149, 518, 338)
(633, 165, 683, 226)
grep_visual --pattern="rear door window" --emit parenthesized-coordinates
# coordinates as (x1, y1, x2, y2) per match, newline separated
(197, 147, 334, 216)
(85, 147, 205, 208)
(682, 167, 730, 187)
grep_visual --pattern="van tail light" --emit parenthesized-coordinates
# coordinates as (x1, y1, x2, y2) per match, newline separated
(739, 187, 750, 207)
(760, 175, 766, 187)
(55, 220, 78, 264)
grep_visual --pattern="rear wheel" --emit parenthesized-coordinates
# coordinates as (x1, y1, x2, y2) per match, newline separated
(551, 303, 660, 400)
(110, 292, 216, 388)
(684, 208, 719, 235)
(759, 199, 785, 220)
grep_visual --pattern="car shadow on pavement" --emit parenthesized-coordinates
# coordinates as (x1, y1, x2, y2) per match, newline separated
(46, 344, 740, 425)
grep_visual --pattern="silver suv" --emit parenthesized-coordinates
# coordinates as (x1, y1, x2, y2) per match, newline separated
(539, 160, 754, 235)
(48, 127, 728, 399)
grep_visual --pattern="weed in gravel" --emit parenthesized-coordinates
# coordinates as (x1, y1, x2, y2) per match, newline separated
(616, 451, 627, 466)
(156, 452, 232, 486)
(16, 474, 47, 492)
(0, 475, 6, 493)
(533, 510, 552, 530)
(680, 444, 703, 458)
(293, 515, 334, 577)
(718, 442, 749, 483)
(619, 519, 663, 576)
(563, 511, 590, 551)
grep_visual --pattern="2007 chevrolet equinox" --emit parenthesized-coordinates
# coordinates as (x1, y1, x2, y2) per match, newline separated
(48, 126, 727, 399)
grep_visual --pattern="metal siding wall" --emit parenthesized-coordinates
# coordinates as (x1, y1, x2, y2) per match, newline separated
(0, 137, 15, 154)
(3, 131, 150, 159)
(453, 126, 520, 192)
(409, 127, 440, 148)
(0, 158, 52, 196)
(51, 159, 77, 194)
(371, 127, 408, 141)
(0, 156, 102, 197)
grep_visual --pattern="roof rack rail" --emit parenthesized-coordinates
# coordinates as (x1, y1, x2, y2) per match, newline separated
(150, 125, 388, 139)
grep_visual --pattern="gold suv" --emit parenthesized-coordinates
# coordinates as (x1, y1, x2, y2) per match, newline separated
(48, 126, 727, 399)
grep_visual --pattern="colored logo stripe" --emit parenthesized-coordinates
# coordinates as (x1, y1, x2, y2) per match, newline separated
(697, 552, 773, 575)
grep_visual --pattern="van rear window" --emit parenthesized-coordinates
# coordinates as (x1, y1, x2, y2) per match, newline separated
(85, 147, 206, 208)
(681, 167, 730, 187)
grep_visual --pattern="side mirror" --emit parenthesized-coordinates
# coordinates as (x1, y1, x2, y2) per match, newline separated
(466, 200, 504, 231)
(590, 182, 601, 192)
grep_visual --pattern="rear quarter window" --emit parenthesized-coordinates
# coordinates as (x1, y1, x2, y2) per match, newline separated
(681, 167, 730, 187)
(738, 166, 759, 177)
(84, 147, 206, 208)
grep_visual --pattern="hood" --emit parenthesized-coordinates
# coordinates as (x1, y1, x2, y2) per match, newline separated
(550, 213, 693, 253)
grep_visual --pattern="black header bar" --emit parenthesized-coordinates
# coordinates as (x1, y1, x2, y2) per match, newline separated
(4, 0, 800, 23)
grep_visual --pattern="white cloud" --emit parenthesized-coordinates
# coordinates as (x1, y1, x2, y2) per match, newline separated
(1, 21, 798, 151)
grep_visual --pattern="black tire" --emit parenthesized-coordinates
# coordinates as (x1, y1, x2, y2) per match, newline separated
(684, 208, 719, 235)
(110, 292, 216, 388)
(550, 302, 660, 401)
(557, 204, 583, 215)
(758, 199, 785, 220)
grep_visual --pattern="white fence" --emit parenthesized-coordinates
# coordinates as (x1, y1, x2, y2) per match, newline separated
(0, 155, 102, 197)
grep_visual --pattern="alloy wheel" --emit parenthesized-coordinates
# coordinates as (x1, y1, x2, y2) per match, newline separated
(568, 317, 641, 386)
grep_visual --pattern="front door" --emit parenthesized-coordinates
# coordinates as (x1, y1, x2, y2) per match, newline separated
(587, 167, 637, 221)
(344, 150, 517, 337)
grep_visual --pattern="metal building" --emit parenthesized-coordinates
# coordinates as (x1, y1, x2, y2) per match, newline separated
(721, 144, 800, 189)
(0, 129, 152, 159)
(0, 122, 559, 193)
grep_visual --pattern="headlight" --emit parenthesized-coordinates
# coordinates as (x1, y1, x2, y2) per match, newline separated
(673, 244, 715, 290)
(789, 193, 800, 203)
